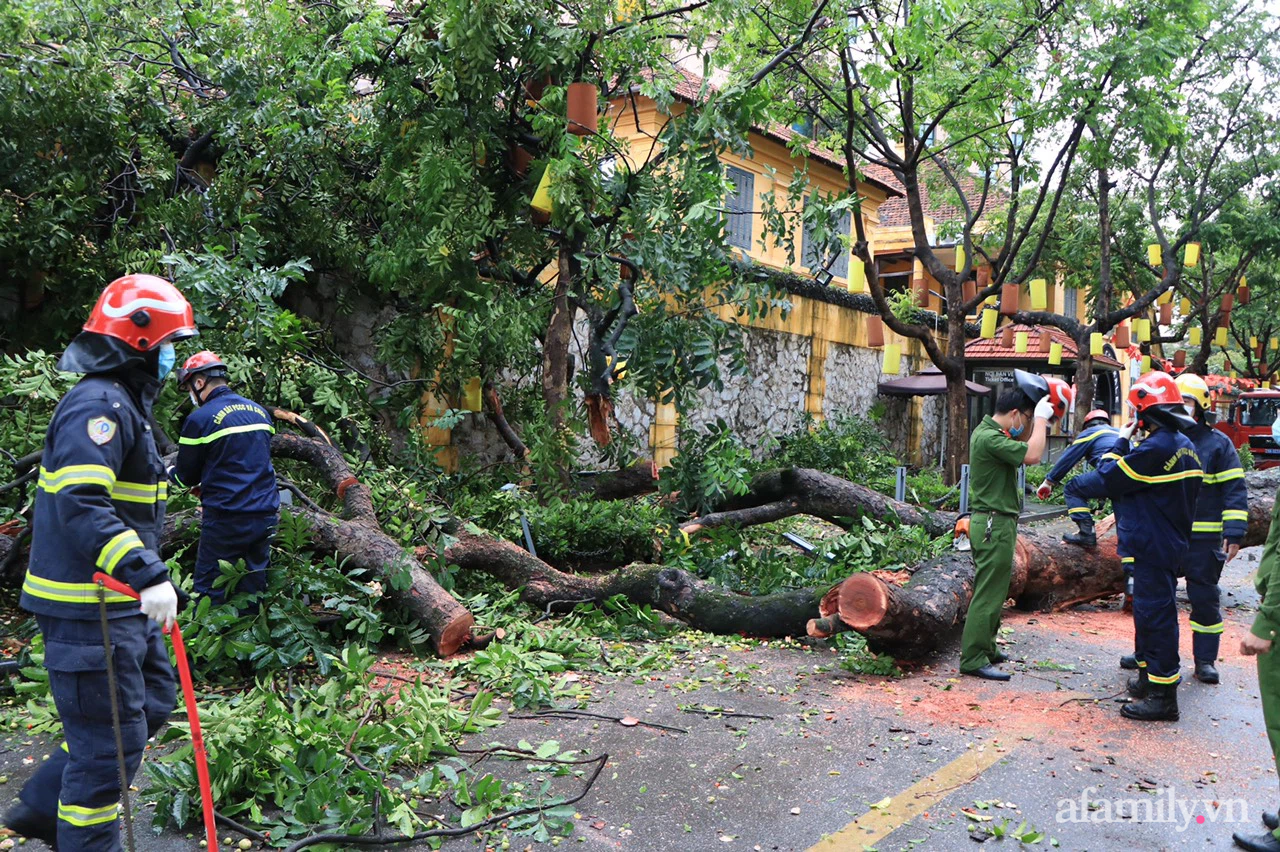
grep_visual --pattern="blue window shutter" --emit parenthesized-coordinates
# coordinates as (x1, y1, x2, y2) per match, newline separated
(725, 166, 754, 250)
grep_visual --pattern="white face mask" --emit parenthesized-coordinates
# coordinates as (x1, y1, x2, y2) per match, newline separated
(1185, 403, 1197, 417)
(189, 389, 200, 408)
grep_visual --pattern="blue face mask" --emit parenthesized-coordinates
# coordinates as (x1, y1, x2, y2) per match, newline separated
(1008, 413, 1025, 439)
(156, 342, 176, 380)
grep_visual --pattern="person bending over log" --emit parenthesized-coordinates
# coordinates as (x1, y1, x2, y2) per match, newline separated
(958, 370, 1056, 682)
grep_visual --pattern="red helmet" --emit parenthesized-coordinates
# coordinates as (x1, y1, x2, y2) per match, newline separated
(176, 350, 227, 387)
(1046, 377, 1074, 420)
(1083, 409, 1111, 427)
(1127, 371, 1182, 412)
(83, 274, 197, 351)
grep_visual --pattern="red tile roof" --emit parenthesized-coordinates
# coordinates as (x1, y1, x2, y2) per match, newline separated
(879, 161, 1008, 229)
(655, 68, 904, 198)
(965, 324, 1123, 370)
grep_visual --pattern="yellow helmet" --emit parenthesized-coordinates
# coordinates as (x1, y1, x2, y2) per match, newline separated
(1175, 373, 1211, 412)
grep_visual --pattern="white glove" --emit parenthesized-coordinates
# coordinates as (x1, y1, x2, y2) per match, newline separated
(139, 580, 179, 630)
(1118, 419, 1138, 442)
(1033, 396, 1055, 422)
(1036, 481, 1053, 500)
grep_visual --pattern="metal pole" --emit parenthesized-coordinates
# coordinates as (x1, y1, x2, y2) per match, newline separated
(959, 464, 970, 515)
(895, 466, 907, 502)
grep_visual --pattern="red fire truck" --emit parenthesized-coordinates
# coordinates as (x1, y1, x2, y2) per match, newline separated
(1215, 388, 1280, 469)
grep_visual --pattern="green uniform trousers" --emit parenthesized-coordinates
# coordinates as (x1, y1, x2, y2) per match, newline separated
(1260, 649, 1280, 840)
(960, 512, 1018, 673)
(1255, 488, 1280, 837)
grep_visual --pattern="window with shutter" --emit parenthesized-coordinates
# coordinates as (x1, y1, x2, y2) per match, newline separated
(801, 196, 850, 281)
(724, 166, 754, 250)
(1063, 287, 1078, 320)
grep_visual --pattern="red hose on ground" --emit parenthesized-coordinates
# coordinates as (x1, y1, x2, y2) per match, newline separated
(94, 573, 218, 850)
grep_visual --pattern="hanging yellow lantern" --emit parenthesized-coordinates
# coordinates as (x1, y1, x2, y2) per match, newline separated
(847, 258, 866, 293)
(1271, 337, 1279, 351)
(1231, 370, 1238, 380)
(980, 309, 998, 339)
(1190, 326, 1202, 346)
(1014, 331, 1029, 353)
(955, 244, 966, 272)
(1142, 355, 1152, 371)
(1216, 326, 1228, 347)
(1266, 381, 1273, 389)
(531, 165, 554, 215)
(1147, 244, 1162, 266)
(1029, 278, 1048, 311)
(1251, 336, 1259, 350)
(1157, 290, 1172, 306)
(462, 377, 483, 412)
(1048, 342, 1064, 366)
(882, 343, 901, 375)
(1184, 242, 1201, 267)
(1180, 297, 1192, 316)
(1090, 332, 1104, 356)
(615, 0, 644, 22)
(1135, 318, 1151, 342)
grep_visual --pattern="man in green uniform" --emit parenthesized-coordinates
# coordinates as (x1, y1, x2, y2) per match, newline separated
(1234, 487, 1280, 851)
(960, 369, 1055, 681)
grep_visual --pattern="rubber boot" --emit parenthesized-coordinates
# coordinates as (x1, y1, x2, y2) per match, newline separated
(1127, 668, 1148, 699)
(1, 801, 58, 850)
(1263, 809, 1279, 831)
(1120, 654, 1139, 670)
(1121, 681, 1179, 722)
(1063, 515, 1096, 548)
(1194, 659, 1220, 684)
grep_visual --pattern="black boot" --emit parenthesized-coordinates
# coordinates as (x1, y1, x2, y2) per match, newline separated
(1195, 660, 1220, 684)
(1264, 810, 1279, 831)
(1127, 668, 1148, 699)
(1063, 516, 1096, 548)
(1234, 828, 1280, 852)
(1120, 654, 1139, 670)
(2, 801, 58, 850)
(1121, 681, 1179, 722)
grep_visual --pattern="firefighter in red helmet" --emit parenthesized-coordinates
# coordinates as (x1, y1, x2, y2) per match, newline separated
(4, 274, 195, 849)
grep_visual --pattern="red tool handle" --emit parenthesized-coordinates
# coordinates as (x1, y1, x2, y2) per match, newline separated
(94, 573, 218, 849)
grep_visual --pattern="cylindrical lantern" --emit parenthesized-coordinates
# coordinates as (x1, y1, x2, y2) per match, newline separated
(1258, 344, 1266, 360)
(963, 278, 977, 304)
(531, 165, 554, 216)
(847, 258, 866, 293)
(1216, 326, 1229, 347)
(1231, 370, 1238, 380)
(981, 309, 998, 339)
(462, 377, 483, 412)
(976, 265, 992, 287)
(1048, 342, 1064, 365)
(1000, 283, 1019, 315)
(1221, 292, 1234, 312)
(913, 276, 929, 308)
(1136, 318, 1151, 343)
(1001, 326, 1015, 348)
(866, 314, 885, 347)
(509, 145, 533, 177)
(882, 343, 901, 375)
(1184, 242, 1201, 267)
(1030, 278, 1047, 311)
(1038, 330, 1052, 353)
(955, 244, 967, 272)
(1180, 297, 1192, 316)
(1190, 326, 1202, 346)
(1252, 336, 1259, 349)
(1271, 337, 1278, 351)
(1173, 349, 1187, 368)
(1266, 381, 1273, 389)
(1090, 332, 1104, 356)
(1157, 290, 1172, 306)
(567, 82, 599, 135)
(1114, 324, 1131, 349)
(1142, 355, 1152, 371)
(1159, 303, 1173, 326)
(1239, 284, 1250, 305)
(1148, 244, 1162, 267)
(1014, 331, 1029, 353)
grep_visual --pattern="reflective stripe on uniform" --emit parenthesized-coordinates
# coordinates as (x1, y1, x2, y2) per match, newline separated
(38, 464, 116, 493)
(178, 423, 275, 446)
(1116, 459, 1203, 485)
(1192, 521, 1224, 533)
(1136, 659, 1147, 667)
(1102, 453, 1123, 462)
(1068, 507, 1092, 515)
(96, 530, 143, 574)
(1204, 469, 1245, 484)
(1072, 429, 1116, 447)
(1121, 556, 1134, 564)
(109, 479, 167, 504)
(1189, 620, 1225, 634)
(1147, 672, 1181, 685)
(58, 799, 119, 827)
(1223, 509, 1249, 522)
(22, 574, 135, 605)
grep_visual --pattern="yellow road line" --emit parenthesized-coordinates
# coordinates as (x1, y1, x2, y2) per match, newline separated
(807, 742, 1014, 851)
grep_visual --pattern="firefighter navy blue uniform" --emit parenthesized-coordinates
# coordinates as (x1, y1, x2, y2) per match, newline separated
(1049, 422, 1120, 525)
(171, 385, 279, 604)
(17, 342, 176, 849)
(1064, 428, 1202, 687)
(1183, 420, 1249, 664)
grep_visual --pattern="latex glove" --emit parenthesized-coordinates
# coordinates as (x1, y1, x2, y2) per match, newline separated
(139, 580, 179, 630)
(1033, 396, 1055, 422)
(1241, 632, 1273, 656)
(1223, 541, 1241, 564)
(1036, 480, 1053, 500)
(1118, 419, 1138, 442)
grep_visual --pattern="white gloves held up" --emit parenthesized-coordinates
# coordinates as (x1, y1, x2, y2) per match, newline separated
(1033, 396, 1056, 422)
(1118, 419, 1138, 442)
(139, 580, 179, 630)
(1036, 480, 1053, 500)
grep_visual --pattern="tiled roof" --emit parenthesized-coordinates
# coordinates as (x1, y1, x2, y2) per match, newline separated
(657, 68, 904, 198)
(879, 162, 1008, 229)
(965, 324, 1123, 370)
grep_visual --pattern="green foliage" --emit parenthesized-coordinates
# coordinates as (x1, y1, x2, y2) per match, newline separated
(832, 633, 901, 678)
(1239, 441, 1256, 472)
(508, 495, 666, 570)
(770, 414, 897, 484)
(663, 418, 756, 517)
